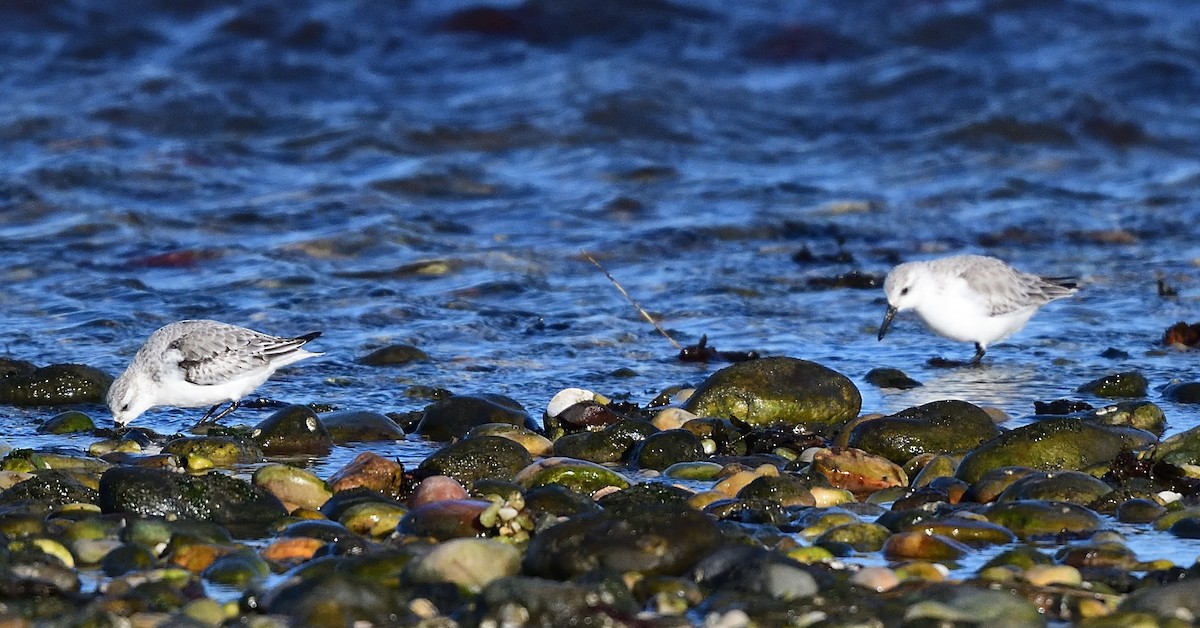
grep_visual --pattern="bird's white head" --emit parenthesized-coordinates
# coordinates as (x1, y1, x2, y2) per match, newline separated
(107, 370, 154, 427)
(882, 262, 931, 312)
(878, 261, 928, 341)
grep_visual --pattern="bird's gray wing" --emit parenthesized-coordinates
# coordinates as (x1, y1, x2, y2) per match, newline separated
(955, 258, 1041, 316)
(169, 326, 308, 386)
(958, 258, 1075, 316)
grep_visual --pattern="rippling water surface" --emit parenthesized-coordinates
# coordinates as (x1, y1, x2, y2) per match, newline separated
(3, 0, 1200, 568)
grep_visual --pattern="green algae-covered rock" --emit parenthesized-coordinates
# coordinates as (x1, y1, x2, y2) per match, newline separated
(984, 500, 1103, 539)
(513, 457, 630, 494)
(419, 435, 533, 485)
(1155, 424, 1200, 466)
(523, 504, 721, 578)
(0, 364, 112, 406)
(1082, 401, 1166, 436)
(551, 419, 657, 464)
(0, 470, 98, 515)
(98, 467, 287, 532)
(847, 400, 1001, 465)
(415, 394, 537, 441)
(683, 357, 861, 431)
(993, 470, 1113, 505)
(815, 522, 891, 552)
(1077, 371, 1148, 398)
(630, 429, 704, 471)
(36, 411, 96, 434)
(163, 436, 265, 467)
(955, 418, 1157, 484)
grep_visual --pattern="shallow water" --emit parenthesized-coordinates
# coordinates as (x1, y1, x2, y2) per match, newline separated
(3, 0, 1200, 577)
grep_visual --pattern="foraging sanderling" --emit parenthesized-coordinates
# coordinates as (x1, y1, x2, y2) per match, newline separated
(877, 254, 1077, 364)
(107, 319, 322, 426)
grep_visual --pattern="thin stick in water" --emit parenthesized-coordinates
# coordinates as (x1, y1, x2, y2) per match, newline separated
(581, 250, 681, 350)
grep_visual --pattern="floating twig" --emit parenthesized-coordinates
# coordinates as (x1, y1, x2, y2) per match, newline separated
(581, 250, 681, 350)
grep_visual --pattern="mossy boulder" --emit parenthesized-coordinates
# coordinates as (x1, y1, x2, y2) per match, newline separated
(847, 400, 1001, 465)
(418, 435, 534, 485)
(683, 357, 861, 432)
(98, 467, 287, 533)
(956, 418, 1157, 484)
(0, 364, 112, 406)
(1077, 371, 1148, 398)
(163, 436, 265, 467)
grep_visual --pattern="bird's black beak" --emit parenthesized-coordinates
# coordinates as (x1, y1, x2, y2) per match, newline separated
(878, 305, 898, 341)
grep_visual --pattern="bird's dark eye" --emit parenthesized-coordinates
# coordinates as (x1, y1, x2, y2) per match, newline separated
(900, 287, 910, 296)
(121, 404, 129, 412)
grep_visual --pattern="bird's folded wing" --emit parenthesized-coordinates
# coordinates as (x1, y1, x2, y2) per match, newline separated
(958, 262, 1035, 316)
(169, 329, 307, 386)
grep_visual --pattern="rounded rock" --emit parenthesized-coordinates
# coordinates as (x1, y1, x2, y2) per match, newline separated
(251, 405, 333, 456)
(419, 435, 533, 485)
(955, 418, 1156, 485)
(847, 400, 1001, 465)
(683, 357, 861, 432)
(416, 394, 537, 441)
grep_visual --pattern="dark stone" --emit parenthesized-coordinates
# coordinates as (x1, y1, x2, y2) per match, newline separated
(98, 466, 286, 534)
(356, 344, 429, 366)
(523, 504, 721, 579)
(630, 429, 704, 471)
(418, 436, 533, 485)
(251, 405, 332, 455)
(415, 394, 536, 441)
(0, 363, 112, 406)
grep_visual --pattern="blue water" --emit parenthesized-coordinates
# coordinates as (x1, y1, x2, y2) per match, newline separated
(3, 0, 1200, 572)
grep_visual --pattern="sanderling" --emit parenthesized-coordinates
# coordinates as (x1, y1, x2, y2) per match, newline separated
(877, 254, 1077, 364)
(107, 319, 322, 427)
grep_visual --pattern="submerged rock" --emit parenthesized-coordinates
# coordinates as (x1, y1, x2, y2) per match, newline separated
(0, 363, 112, 406)
(415, 394, 537, 441)
(356, 343, 429, 366)
(955, 418, 1157, 484)
(847, 400, 1000, 465)
(863, 367, 922, 389)
(1077, 371, 1148, 398)
(1162, 381, 1200, 404)
(683, 357, 861, 432)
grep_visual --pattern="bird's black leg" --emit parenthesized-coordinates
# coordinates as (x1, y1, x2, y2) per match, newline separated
(197, 400, 240, 425)
(969, 343, 986, 365)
